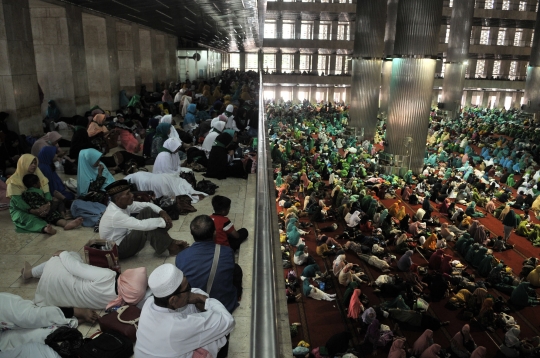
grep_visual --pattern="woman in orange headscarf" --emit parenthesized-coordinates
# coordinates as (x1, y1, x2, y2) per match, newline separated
(388, 201, 401, 217)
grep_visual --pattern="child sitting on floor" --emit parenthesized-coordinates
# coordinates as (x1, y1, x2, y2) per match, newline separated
(22, 174, 83, 232)
(211, 195, 249, 251)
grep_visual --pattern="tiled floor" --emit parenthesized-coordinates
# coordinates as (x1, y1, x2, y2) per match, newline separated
(0, 142, 255, 356)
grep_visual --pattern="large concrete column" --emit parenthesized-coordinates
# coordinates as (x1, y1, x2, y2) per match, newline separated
(379, 0, 399, 116)
(293, 51, 300, 73)
(349, 0, 386, 139)
(239, 52, 246, 71)
(0, 0, 42, 134)
(328, 53, 336, 75)
(441, 0, 474, 115)
(310, 86, 317, 103)
(151, 31, 166, 89)
(30, 1, 90, 116)
(276, 50, 282, 73)
(385, 0, 443, 174)
(524, 10, 540, 114)
(311, 53, 319, 75)
(139, 29, 153, 90)
(116, 22, 137, 96)
(166, 35, 178, 84)
(82, 13, 119, 111)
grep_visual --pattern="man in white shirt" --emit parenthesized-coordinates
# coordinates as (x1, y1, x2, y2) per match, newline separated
(135, 264, 235, 358)
(99, 180, 188, 259)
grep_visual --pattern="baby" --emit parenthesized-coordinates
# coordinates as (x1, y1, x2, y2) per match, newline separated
(22, 174, 83, 233)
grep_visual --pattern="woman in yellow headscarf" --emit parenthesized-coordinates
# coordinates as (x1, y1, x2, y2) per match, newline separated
(422, 233, 437, 251)
(395, 206, 406, 221)
(388, 201, 401, 217)
(6, 154, 56, 234)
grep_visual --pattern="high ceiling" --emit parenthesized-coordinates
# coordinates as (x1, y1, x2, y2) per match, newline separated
(59, 0, 264, 52)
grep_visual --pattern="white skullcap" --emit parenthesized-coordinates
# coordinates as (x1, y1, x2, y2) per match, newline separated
(148, 264, 184, 298)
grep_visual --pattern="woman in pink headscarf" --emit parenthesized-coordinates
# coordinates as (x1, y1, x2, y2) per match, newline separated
(429, 249, 444, 270)
(31, 131, 63, 157)
(419, 344, 441, 358)
(411, 329, 434, 356)
(106, 267, 149, 309)
(440, 254, 453, 275)
(388, 339, 406, 358)
(451, 324, 477, 358)
(347, 288, 364, 319)
(470, 346, 486, 358)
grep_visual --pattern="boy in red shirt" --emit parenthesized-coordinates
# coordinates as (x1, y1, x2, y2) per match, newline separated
(210, 195, 249, 251)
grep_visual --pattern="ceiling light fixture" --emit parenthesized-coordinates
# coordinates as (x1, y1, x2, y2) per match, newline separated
(126, 14, 147, 22)
(241, 0, 245, 8)
(112, 0, 140, 12)
(156, 10, 172, 19)
(213, 3, 221, 12)
(155, 0, 169, 8)
(184, 17, 195, 24)
(184, 6, 197, 16)
(162, 20, 174, 26)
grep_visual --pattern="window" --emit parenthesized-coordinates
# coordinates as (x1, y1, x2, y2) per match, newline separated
(318, 55, 327, 74)
(509, 61, 518, 80)
(320, 0, 329, 3)
(281, 54, 293, 72)
(333, 91, 341, 103)
(504, 96, 512, 110)
(280, 90, 291, 102)
(480, 27, 490, 45)
(497, 28, 506, 45)
(337, 23, 349, 41)
(502, 0, 510, 10)
(445, 25, 450, 44)
(282, 21, 295, 39)
(519, 1, 527, 11)
(264, 90, 275, 100)
(300, 21, 313, 40)
(489, 96, 496, 109)
(493, 60, 501, 76)
(441, 62, 446, 77)
(531, 30, 535, 46)
(316, 91, 324, 102)
(514, 29, 523, 46)
(485, 0, 494, 9)
(449, 0, 453, 7)
(230, 53, 240, 70)
(298, 91, 308, 101)
(319, 21, 331, 40)
(263, 54, 275, 72)
(299, 54, 311, 72)
(335, 55, 348, 75)
(474, 95, 481, 106)
(264, 20, 276, 39)
(246, 53, 258, 71)
(475, 60, 485, 78)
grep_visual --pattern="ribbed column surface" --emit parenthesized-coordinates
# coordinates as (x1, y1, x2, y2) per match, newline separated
(524, 66, 540, 113)
(393, 0, 443, 57)
(384, 0, 399, 57)
(441, 63, 466, 112)
(530, 9, 540, 66)
(446, 0, 475, 62)
(379, 60, 393, 115)
(350, 59, 383, 140)
(353, 0, 387, 57)
(386, 58, 436, 174)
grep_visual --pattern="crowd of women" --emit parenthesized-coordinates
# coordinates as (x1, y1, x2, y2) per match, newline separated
(0, 70, 259, 356)
(275, 102, 540, 357)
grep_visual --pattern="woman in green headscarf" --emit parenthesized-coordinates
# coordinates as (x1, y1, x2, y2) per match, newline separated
(465, 201, 485, 218)
(516, 220, 532, 237)
(151, 122, 172, 159)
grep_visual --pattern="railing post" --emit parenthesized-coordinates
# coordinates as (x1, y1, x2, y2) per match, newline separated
(250, 73, 281, 357)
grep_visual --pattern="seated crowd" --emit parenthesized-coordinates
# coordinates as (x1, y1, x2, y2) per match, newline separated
(0, 70, 256, 357)
(274, 103, 540, 357)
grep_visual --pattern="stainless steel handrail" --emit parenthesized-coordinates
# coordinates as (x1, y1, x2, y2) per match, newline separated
(250, 73, 280, 357)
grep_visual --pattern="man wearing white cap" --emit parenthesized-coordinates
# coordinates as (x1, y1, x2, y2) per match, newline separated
(135, 264, 235, 358)
(223, 105, 239, 132)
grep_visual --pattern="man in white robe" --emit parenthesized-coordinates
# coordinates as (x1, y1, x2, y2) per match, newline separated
(135, 264, 235, 358)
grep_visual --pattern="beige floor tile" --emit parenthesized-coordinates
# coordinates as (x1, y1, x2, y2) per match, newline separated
(0, 254, 43, 288)
(228, 316, 252, 353)
(0, 229, 38, 254)
(4, 287, 38, 300)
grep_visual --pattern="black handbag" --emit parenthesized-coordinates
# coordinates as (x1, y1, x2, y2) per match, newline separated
(77, 331, 133, 358)
(45, 326, 84, 358)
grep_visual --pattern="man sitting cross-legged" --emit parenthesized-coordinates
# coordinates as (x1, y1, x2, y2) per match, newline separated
(99, 179, 188, 259)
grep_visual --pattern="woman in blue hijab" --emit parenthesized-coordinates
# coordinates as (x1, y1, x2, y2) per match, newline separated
(37, 146, 74, 200)
(77, 148, 115, 200)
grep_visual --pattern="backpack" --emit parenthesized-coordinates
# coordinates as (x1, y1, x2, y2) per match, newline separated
(77, 331, 133, 358)
(45, 326, 84, 358)
(196, 179, 219, 195)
